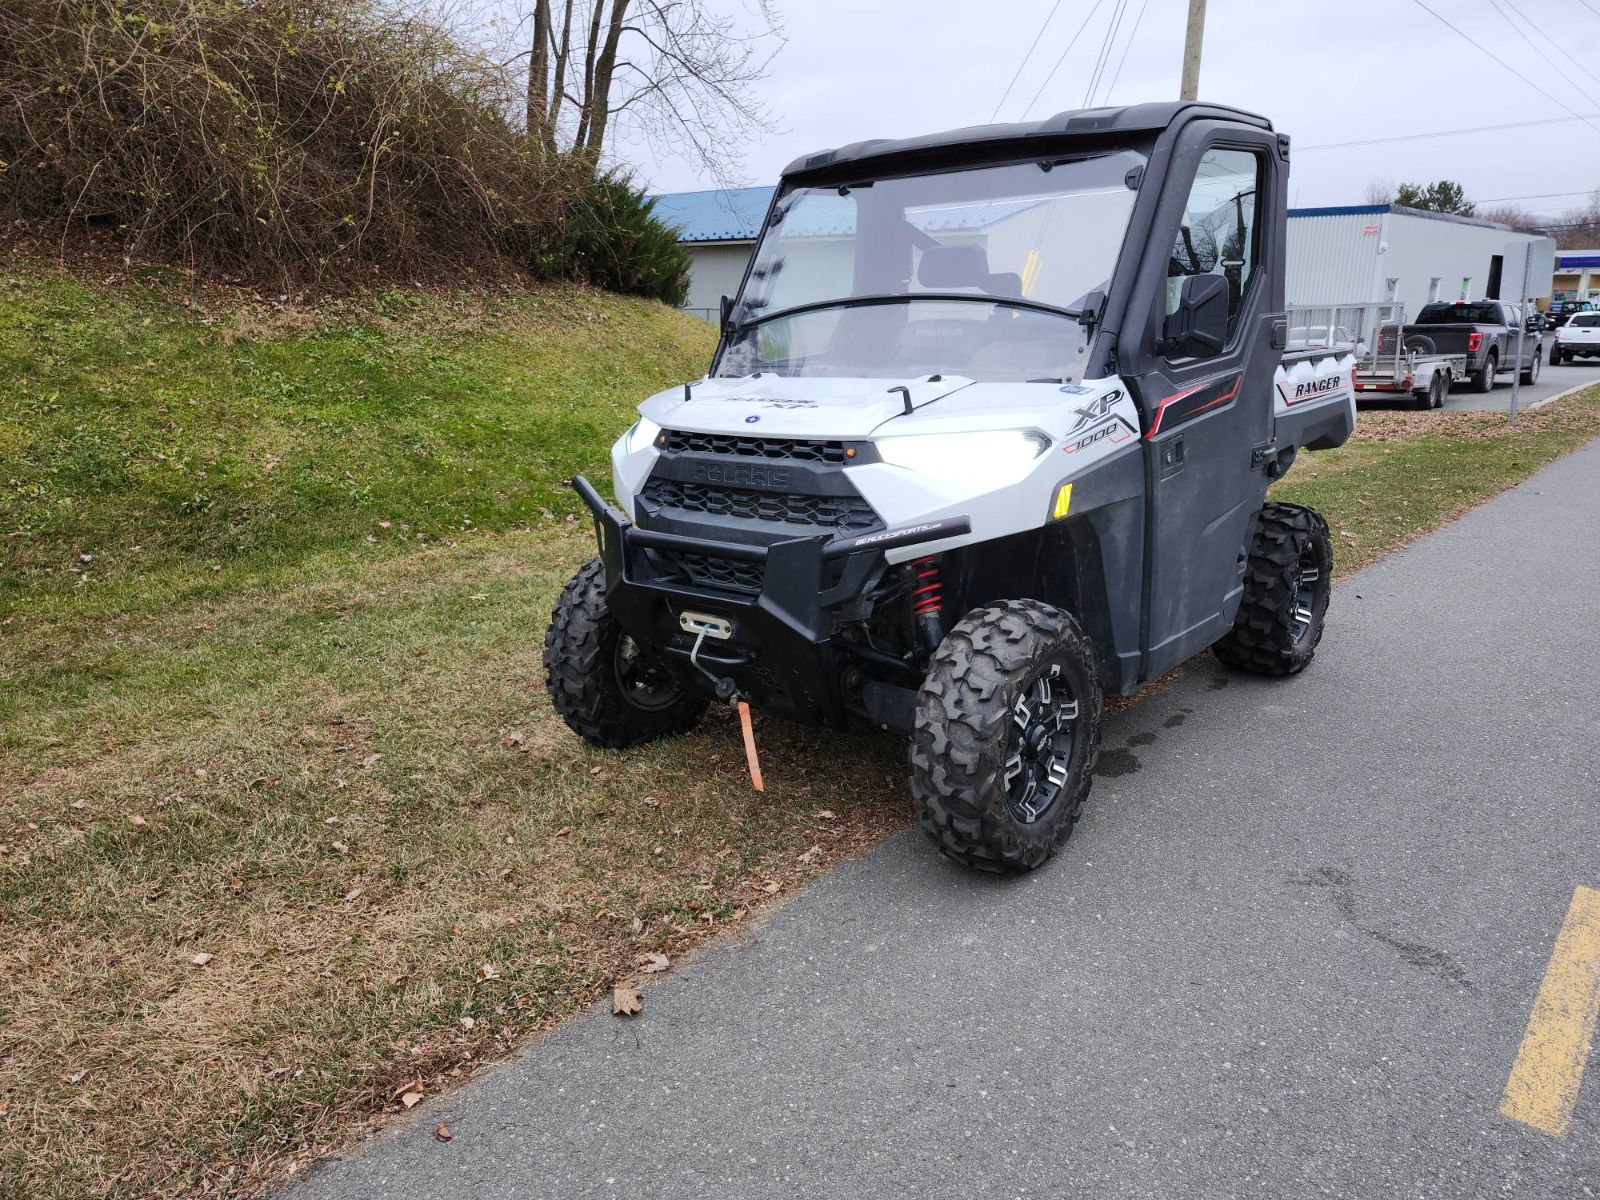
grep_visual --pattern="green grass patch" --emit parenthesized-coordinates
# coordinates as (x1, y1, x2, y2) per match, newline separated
(2, 266, 1598, 1197)
(0, 266, 714, 627)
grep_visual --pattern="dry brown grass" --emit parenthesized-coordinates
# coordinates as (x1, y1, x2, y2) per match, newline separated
(1, 529, 908, 1197)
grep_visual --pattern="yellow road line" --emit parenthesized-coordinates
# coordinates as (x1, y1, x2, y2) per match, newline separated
(1500, 885, 1600, 1137)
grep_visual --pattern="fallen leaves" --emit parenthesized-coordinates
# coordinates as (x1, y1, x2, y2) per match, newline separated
(761, 881, 781, 894)
(474, 963, 500, 982)
(611, 983, 642, 1016)
(500, 731, 525, 749)
(434, 1122, 452, 1142)
(190, 952, 214, 967)
(798, 845, 823, 864)
(329, 840, 350, 856)
(400, 1090, 424, 1109)
(127, 814, 147, 828)
(639, 952, 669, 974)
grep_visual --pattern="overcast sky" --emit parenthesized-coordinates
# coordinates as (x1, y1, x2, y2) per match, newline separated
(611, 0, 1600, 215)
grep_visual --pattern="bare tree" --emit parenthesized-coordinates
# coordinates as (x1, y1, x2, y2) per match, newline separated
(520, 0, 783, 179)
(1477, 203, 1547, 235)
(1554, 189, 1600, 249)
(1364, 179, 1394, 205)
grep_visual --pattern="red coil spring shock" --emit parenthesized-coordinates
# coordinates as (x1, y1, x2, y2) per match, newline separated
(911, 556, 943, 616)
(911, 556, 945, 651)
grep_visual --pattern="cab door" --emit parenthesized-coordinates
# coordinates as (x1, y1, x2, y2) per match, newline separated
(1119, 125, 1286, 680)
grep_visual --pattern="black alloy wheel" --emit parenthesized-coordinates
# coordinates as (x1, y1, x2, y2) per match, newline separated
(1002, 663, 1080, 825)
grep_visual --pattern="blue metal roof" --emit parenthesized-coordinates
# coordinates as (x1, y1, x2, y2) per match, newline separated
(649, 186, 774, 243)
(1558, 253, 1600, 269)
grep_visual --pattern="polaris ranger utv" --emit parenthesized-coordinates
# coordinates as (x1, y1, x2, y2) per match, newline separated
(545, 102, 1355, 872)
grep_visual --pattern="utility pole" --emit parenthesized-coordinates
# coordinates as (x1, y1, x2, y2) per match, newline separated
(1180, 0, 1207, 100)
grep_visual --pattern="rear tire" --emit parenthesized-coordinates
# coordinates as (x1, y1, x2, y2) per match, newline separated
(1522, 350, 1541, 385)
(1472, 353, 1497, 393)
(1213, 503, 1333, 677)
(1415, 372, 1444, 410)
(544, 558, 708, 748)
(911, 600, 1103, 874)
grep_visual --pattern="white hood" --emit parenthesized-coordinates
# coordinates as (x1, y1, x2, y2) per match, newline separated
(637, 375, 978, 440)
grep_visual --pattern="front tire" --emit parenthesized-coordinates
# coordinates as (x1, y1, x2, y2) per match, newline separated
(544, 558, 708, 748)
(1550, 342, 1563, 367)
(911, 600, 1104, 874)
(1213, 503, 1333, 677)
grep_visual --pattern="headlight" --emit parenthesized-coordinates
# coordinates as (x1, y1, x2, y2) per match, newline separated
(876, 429, 1051, 484)
(624, 416, 662, 453)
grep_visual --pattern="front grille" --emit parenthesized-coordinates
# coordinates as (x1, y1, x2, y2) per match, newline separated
(664, 431, 850, 464)
(641, 478, 879, 535)
(657, 551, 764, 594)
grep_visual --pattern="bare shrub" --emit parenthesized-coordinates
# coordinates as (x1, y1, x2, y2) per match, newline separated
(0, 0, 587, 283)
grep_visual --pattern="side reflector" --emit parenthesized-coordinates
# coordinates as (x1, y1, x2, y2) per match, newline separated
(1052, 483, 1073, 521)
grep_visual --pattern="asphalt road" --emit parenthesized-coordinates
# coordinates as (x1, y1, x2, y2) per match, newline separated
(291, 441, 1600, 1200)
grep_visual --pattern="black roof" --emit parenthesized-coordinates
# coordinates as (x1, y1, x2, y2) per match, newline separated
(782, 101, 1273, 179)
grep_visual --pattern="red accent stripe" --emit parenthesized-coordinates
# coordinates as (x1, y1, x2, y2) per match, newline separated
(1145, 373, 1242, 439)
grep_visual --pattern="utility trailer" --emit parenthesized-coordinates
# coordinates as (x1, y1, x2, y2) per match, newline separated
(546, 102, 1356, 873)
(1289, 304, 1462, 409)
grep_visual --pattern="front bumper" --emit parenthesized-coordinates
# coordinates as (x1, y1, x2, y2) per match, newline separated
(572, 476, 967, 728)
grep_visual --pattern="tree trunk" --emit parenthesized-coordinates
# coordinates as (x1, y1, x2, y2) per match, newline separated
(573, 0, 608, 153)
(580, 0, 629, 160)
(547, 0, 574, 155)
(526, 0, 552, 143)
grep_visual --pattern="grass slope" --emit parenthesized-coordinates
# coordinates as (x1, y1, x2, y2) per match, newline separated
(0, 268, 710, 626)
(3, 269, 1598, 1196)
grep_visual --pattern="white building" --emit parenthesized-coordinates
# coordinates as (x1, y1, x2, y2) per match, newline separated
(1285, 204, 1552, 308)
(651, 190, 1556, 320)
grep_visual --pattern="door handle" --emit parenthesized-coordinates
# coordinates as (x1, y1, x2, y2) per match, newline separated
(1158, 435, 1185, 479)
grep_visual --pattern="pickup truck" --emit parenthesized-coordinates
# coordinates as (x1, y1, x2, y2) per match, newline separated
(1548, 299, 1595, 328)
(1551, 311, 1600, 363)
(1402, 300, 1542, 393)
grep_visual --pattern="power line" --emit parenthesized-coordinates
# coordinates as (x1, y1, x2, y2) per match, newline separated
(1101, 0, 1153, 106)
(1405, 0, 1600, 139)
(1484, 0, 1600, 110)
(1020, 0, 1112, 120)
(990, 0, 1066, 122)
(1301, 111, 1600, 153)
(1083, 0, 1131, 108)
(1500, 0, 1600, 93)
(1477, 189, 1600, 205)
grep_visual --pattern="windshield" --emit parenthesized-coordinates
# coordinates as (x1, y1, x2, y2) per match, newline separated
(713, 151, 1145, 383)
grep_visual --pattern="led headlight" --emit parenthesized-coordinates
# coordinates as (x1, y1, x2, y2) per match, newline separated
(623, 416, 663, 453)
(875, 429, 1051, 484)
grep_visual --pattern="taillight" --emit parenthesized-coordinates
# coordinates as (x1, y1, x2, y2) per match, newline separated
(1468, 332, 1483, 353)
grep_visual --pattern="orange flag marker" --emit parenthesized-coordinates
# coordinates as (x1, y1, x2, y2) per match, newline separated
(737, 700, 764, 792)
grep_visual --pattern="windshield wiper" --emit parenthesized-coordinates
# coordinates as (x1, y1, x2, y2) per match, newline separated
(731, 292, 1088, 333)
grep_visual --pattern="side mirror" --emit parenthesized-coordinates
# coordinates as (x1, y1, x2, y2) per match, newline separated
(1162, 274, 1230, 359)
(719, 294, 734, 331)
